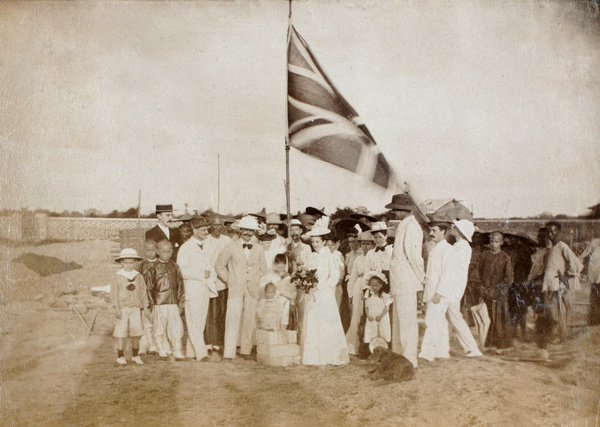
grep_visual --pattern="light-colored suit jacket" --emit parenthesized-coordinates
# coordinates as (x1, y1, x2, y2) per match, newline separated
(215, 239, 267, 299)
(390, 215, 425, 296)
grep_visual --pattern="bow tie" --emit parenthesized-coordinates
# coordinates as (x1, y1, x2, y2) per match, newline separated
(375, 245, 387, 252)
(243, 243, 253, 249)
(126, 279, 136, 291)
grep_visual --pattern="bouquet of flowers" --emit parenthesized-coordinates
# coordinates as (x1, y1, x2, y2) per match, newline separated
(291, 267, 318, 295)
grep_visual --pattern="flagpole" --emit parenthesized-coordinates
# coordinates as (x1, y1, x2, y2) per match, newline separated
(217, 154, 221, 214)
(285, 0, 293, 238)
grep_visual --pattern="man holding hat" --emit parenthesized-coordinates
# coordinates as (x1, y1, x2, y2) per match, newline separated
(386, 194, 426, 368)
(176, 217, 217, 361)
(285, 218, 312, 273)
(215, 216, 267, 360)
(146, 204, 182, 261)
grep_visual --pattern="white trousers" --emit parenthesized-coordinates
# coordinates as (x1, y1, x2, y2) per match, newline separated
(153, 304, 183, 354)
(419, 300, 450, 361)
(185, 292, 211, 359)
(224, 293, 258, 358)
(139, 311, 157, 353)
(391, 293, 419, 368)
(446, 300, 480, 355)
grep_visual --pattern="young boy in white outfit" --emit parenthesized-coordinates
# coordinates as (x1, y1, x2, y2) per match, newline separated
(111, 248, 149, 365)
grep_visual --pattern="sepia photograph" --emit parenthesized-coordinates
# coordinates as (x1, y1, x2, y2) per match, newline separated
(1, 0, 599, 425)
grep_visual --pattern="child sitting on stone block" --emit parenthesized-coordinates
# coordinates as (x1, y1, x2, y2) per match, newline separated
(256, 283, 290, 331)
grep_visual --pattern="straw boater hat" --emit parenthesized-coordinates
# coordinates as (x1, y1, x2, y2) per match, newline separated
(307, 216, 332, 237)
(237, 215, 261, 231)
(289, 218, 306, 233)
(370, 222, 389, 234)
(385, 194, 416, 211)
(115, 248, 143, 262)
(266, 212, 283, 225)
(453, 219, 475, 242)
(359, 230, 375, 242)
(155, 204, 173, 214)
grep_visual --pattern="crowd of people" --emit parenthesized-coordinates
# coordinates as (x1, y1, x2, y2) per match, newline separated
(110, 196, 599, 367)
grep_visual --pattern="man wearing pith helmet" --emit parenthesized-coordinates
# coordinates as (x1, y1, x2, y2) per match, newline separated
(215, 216, 267, 360)
(386, 193, 426, 368)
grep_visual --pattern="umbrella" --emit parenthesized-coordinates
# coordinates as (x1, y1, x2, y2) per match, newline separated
(470, 302, 490, 348)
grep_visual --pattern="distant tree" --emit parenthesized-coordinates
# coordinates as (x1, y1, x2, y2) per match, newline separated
(84, 208, 102, 218)
(71, 211, 84, 217)
(106, 210, 121, 218)
(355, 206, 370, 215)
(122, 207, 139, 218)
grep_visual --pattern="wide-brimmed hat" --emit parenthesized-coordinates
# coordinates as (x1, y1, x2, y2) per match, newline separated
(115, 248, 143, 262)
(174, 213, 193, 222)
(364, 270, 388, 285)
(370, 222, 389, 234)
(155, 204, 173, 214)
(385, 193, 416, 211)
(289, 218, 306, 233)
(369, 337, 388, 353)
(249, 208, 267, 219)
(307, 216, 332, 237)
(306, 206, 326, 217)
(453, 219, 475, 242)
(359, 231, 375, 242)
(349, 213, 378, 223)
(258, 229, 278, 241)
(237, 215, 261, 231)
(427, 214, 453, 227)
(266, 212, 283, 225)
(191, 216, 210, 229)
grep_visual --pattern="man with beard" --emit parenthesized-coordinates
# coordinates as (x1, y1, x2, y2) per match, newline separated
(285, 218, 312, 273)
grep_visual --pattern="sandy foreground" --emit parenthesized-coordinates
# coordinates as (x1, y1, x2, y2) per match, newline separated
(0, 240, 598, 426)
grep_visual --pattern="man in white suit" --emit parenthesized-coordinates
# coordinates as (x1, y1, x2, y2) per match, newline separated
(215, 216, 267, 360)
(387, 194, 426, 368)
(177, 216, 217, 361)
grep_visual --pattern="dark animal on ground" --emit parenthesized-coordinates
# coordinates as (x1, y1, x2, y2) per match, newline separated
(368, 347, 415, 382)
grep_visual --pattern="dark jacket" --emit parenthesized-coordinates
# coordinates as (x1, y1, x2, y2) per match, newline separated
(145, 260, 185, 308)
(145, 225, 182, 261)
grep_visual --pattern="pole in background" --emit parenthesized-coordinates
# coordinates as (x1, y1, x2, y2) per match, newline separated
(137, 189, 142, 249)
(218, 154, 221, 214)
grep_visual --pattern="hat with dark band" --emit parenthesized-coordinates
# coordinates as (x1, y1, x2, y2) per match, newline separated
(156, 204, 173, 214)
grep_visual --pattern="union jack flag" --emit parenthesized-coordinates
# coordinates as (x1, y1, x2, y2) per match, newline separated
(287, 25, 396, 189)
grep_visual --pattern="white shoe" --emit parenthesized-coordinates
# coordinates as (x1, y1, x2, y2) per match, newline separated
(131, 356, 144, 365)
(158, 351, 169, 358)
(173, 351, 185, 360)
(466, 351, 483, 358)
(116, 356, 127, 365)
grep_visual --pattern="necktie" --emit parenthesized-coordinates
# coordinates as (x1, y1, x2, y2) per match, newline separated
(126, 278, 136, 291)
(375, 245, 386, 252)
(243, 243, 253, 249)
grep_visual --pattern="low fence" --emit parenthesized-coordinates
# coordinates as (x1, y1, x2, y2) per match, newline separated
(0, 214, 156, 242)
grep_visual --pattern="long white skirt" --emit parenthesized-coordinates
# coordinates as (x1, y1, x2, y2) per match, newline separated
(300, 287, 350, 366)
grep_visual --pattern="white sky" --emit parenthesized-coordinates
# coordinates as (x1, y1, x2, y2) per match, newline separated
(1, 0, 599, 218)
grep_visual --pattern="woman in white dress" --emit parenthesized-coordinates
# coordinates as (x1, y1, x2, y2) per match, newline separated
(300, 217, 350, 366)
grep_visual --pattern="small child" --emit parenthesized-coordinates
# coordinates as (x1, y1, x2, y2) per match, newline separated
(144, 240, 186, 360)
(256, 283, 290, 331)
(478, 231, 514, 349)
(138, 240, 158, 355)
(362, 271, 393, 345)
(111, 248, 149, 365)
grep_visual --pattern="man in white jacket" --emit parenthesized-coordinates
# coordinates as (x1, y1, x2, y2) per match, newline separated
(419, 221, 453, 361)
(387, 194, 426, 368)
(424, 219, 482, 359)
(177, 217, 217, 361)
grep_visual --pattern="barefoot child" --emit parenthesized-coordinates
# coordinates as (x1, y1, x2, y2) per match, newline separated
(112, 248, 149, 365)
(145, 240, 186, 360)
(363, 271, 392, 346)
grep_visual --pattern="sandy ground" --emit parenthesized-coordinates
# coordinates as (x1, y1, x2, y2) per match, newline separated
(1, 240, 599, 426)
